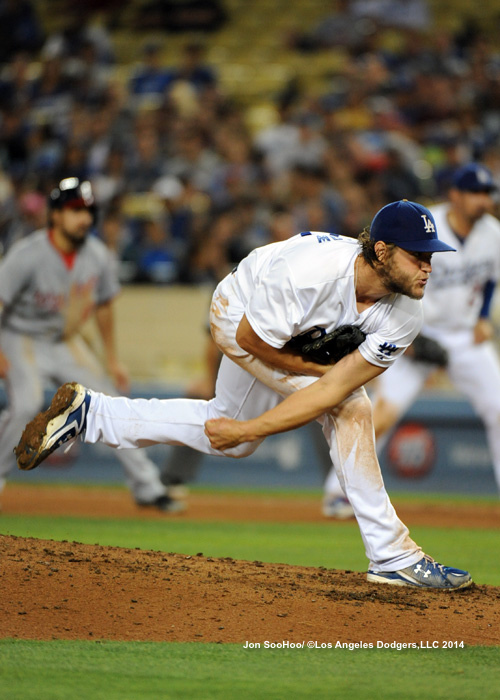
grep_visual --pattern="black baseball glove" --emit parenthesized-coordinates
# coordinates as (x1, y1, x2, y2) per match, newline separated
(287, 325, 366, 365)
(409, 334, 448, 367)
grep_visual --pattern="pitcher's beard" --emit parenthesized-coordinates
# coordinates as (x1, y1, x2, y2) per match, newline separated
(376, 262, 423, 300)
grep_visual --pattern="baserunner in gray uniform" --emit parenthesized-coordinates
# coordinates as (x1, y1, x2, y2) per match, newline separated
(0, 177, 181, 512)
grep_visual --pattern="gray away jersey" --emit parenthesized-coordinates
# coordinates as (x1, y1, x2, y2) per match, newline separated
(0, 229, 120, 340)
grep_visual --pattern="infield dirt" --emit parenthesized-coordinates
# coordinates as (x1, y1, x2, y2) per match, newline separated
(1, 485, 500, 646)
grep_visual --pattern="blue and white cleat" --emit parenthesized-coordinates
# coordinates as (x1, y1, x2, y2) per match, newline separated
(15, 382, 91, 471)
(367, 555, 472, 589)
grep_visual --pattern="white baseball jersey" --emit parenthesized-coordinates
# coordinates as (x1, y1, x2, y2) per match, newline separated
(0, 229, 119, 340)
(421, 203, 500, 334)
(225, 232, 423, 368)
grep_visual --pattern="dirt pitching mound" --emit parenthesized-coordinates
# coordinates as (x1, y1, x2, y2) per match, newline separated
(1, 534, 499, 646)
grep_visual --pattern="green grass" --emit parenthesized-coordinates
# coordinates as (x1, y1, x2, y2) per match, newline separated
(1, 639, 500, 700)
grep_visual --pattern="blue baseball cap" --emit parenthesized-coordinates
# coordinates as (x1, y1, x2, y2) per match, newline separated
(452, 163, 497, 193)
(370, 200, 456, 253)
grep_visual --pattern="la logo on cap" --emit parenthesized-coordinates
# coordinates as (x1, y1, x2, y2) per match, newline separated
(370, 199, 456, 253)
(421, 214, 435, 233)
(477, 167, 492, 185)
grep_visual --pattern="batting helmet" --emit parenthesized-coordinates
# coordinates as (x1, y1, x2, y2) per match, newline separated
(49, 177, 96, 216)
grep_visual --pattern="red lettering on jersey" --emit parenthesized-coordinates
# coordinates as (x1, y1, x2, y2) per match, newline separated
(34, 291, 65, 312)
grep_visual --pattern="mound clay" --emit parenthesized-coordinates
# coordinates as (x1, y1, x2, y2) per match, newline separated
(1, 485, 500, 646)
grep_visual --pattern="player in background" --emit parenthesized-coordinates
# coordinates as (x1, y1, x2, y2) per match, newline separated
(16, 200, 473, 588)
(323, 162, 500, 511)
(0, 177, 180, 512)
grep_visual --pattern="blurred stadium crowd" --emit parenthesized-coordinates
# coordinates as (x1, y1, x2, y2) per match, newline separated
(1, 0, 500, 287)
